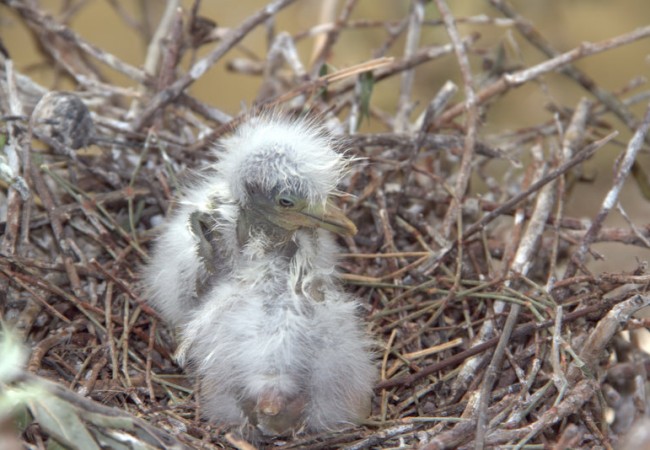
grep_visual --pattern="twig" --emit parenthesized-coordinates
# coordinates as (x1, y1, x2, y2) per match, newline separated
(394, 0, 425, 132)
(562, 102, 650, 282)
(375, 289, 635, 390)
(132, 0, 298, 130)
(569, 293, 650, 383)
(432, 24, 650, 127)
(461, 132, 616, 241)
(309, 0, 358, 73)
(435, 0, 478, 241)
(5, 0, 146, 83)
(485, 379, 599, 448)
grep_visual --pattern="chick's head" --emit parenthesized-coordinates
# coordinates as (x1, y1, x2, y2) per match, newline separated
(216, 116, 357, 238)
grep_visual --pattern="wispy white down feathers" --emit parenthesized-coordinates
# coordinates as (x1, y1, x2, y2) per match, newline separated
(216, 115, 347, 207)
(143, 114, 375, 435)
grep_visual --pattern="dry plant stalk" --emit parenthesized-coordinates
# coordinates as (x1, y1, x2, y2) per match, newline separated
(1, 1, 649, 449)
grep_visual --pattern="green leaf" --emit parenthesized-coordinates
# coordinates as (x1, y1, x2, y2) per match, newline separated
(46, 439, 69, 450)
(11, 403, 34, 432)
(358, 71, 375, 129)
(28, 394, 100, 450)
(0, 331, 27, 383)
(317, 63, 331, 101)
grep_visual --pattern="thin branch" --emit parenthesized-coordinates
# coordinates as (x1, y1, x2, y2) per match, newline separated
(132, 0, 298, 130)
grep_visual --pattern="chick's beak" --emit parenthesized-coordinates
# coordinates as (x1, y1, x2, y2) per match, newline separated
(298, 200, 357, 236)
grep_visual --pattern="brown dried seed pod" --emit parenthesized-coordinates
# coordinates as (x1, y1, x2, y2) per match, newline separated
(30, 91, 95, 150)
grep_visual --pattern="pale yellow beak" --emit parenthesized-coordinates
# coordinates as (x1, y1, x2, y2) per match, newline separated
(297, 200, 357, 236)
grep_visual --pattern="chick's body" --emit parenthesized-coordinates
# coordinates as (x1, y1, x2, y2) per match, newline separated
(144, 116, 375, 435)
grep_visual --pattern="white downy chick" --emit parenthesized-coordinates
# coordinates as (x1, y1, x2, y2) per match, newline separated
(143, 114, 376, 436)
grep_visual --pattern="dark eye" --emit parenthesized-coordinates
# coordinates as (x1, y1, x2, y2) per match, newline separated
(278, 197, 295, 208)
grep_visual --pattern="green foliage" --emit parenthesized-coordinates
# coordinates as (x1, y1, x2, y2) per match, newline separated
(358, 71, 375, 129)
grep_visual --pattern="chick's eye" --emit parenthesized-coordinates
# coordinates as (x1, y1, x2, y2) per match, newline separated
(277, 197, 295, 208)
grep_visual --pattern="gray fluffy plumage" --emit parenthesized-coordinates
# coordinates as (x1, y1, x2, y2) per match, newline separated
(143, 114, 376, 436)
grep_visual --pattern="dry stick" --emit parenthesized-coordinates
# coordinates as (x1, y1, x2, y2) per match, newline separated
(104, 281, 119, 381)
(475, 203, 647, 237)
(460, 132, 615, 241)
(0, 260, 125, 324)
(26, 322, 85, 373)
(421, 399, 511, 450)
(394, 0, 425, 132)
(348, 131, 500, 158)
(191, 56, 393, 147)
(331, 38, 473, 98)
(617, 204, 650, 247)
(448, 179, 528, 424)
(5, 2, 143, 99)
(104, 0, 143, 33)
(309, 0, 358, 73)
(375, 289, 635, 390)
(474, 146, 556, 450)
(4, 0, 146, 83)
(132, 0, 298, 130)
(583, 413, 614, 450)
(225, 433, 257, 450)
(343, 424, 420, 450)
(419, 81, 459, 127)
(490, 0, 650, 286)
(308, 0, 339, 66)
(145, 318, 157, 402)
(179, 93, 233, 124)
(79, 354, 108, 396)
(271, 57, 394, 102)
(4, 268, 109, 331)
(144, 0, 181, 81)
(554, 274, 650, 290)
(548, 98, 592, 286)
(217, 39, 462, 138)
(33, 132, 120, 190)
(431, 24, 650, 128)
(0, 58, 47, 106)
(254, 32, 307, 104)
(154, 8, 185, 99)
(380, 329, 398, 422)
(482, 379, 600, 448)
(435, 0, 479, 241)
(90, 259, 161, 320)
(480, 100, 590, 444)
(371, 17, 409, 60)
(294, 15, 515, 42)
(26, 162, 84, 299)
(552, 423, 583, 450)
(0, 270, 70, 324)
(550, 305, 568, 401)
(9, 105, 83, 297)
(40, 167, 149, 260)
(569, 293, 650, 384)
(436, 5, 482, 403)
(489, 0, 645, 138)
(0, 59, 24, 256)
(562, 102, 650, 282)
(127, 0, 181, 119)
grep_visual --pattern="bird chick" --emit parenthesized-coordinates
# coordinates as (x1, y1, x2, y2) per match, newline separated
(143, 114, 376, 436)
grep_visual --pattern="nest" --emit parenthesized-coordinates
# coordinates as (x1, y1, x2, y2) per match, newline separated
(1, 1, 650, 449)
